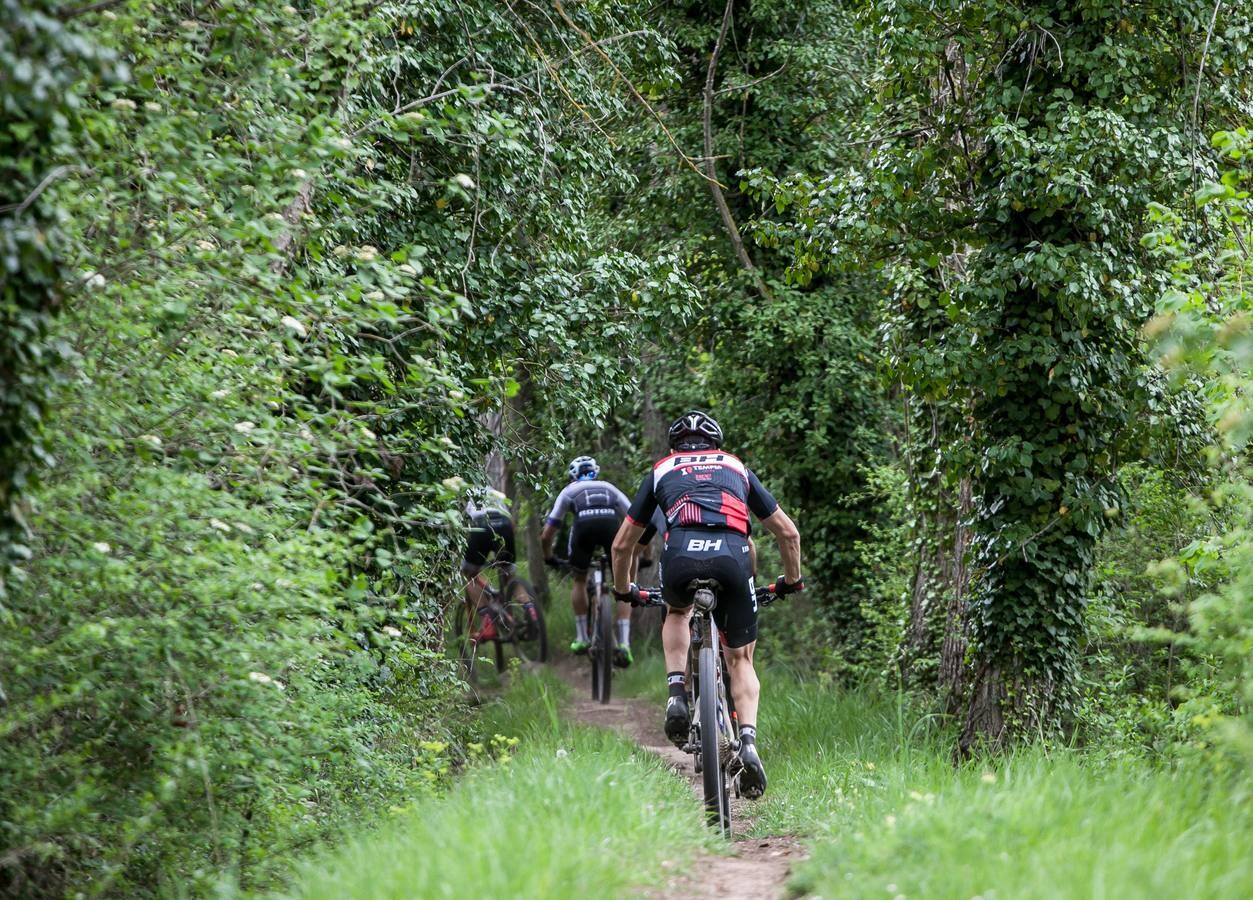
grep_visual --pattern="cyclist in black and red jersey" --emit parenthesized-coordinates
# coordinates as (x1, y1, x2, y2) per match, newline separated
(610, 411, 803, 799)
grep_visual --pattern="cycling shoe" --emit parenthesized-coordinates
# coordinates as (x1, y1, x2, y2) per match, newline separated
(738, 741, 767, 799)
(664, 695, 690, 747)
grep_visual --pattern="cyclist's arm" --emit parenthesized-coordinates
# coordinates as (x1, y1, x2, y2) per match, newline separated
(540, 486, 571, 557)
(747, 468, 801, 583)
(613, 471, 656, 593)
(759, 508, 801, 583)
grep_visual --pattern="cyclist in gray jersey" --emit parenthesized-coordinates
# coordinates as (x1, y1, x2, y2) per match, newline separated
(541, 455, 636, 666)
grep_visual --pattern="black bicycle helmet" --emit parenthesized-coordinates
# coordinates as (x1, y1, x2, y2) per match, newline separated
(667, 410, 723, 451)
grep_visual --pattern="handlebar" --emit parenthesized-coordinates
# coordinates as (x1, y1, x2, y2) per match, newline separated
(626, 579, 803, 608)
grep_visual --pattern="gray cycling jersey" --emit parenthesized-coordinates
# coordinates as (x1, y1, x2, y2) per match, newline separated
(545, 479, 629, 525)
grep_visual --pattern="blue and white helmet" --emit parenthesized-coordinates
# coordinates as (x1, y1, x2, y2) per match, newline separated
(568, 455, 599, 481)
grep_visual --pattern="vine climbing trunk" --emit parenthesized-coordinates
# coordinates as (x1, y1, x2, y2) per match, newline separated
(506, 376, 550, 603)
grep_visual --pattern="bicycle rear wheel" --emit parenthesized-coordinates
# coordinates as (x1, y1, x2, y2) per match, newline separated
(595, 591, 614, 704)
(698, 645, 731, 836)
(503, 576, 548, 664)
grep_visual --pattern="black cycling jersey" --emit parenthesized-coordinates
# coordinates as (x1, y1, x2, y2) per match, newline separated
(626, 451, 777, 536)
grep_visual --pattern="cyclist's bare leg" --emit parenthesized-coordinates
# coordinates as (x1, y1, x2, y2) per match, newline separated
(662, 604, 693, 673)
(723, 640, 760, 727)
(571, 572, 589, 614)
(462, 563, 489, 612)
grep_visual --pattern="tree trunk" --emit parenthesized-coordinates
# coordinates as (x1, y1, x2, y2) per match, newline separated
(939, 476, 973, 713)
(505, 377, 550, 603)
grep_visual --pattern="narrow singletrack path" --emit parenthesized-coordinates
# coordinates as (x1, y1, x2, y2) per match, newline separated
(555, 660, 805, 899)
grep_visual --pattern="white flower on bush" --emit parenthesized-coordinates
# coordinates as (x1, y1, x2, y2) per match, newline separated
(110, 98, 137, 111)
(360, 427, 377, 440)
(139, 434, 163, 449)
(84, 271, 106, 290)
(282, 4, 297, 13)
(280, 315, 307, 337)
(365, 290, 384, 301)
(210, 389, 229, 400)
(196, 239, 215, 251)
(92, 542, 112, 554)
(292, 168, 308, 180)
(382, 626, 402, 638)
(144, 101, 161, 112)
(209, 519, 232, 533)
(332, 244, 350, 258)
(398, 263, 417, 276)
(441, 476, 467, 493)
(354, 245, 379, 262)
(248, 672, 285, 690)
(555, 748, 569, 760)
(453, 173, 476, 190)
(233, 421, 256, 434)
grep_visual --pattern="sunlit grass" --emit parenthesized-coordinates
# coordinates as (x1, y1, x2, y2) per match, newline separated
(751, 679, 1252, 900)
(274, 670, 717, 899)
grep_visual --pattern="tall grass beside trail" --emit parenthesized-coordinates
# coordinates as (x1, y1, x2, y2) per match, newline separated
(748, 677, 1252, 899)
(273, 669, 717, 900)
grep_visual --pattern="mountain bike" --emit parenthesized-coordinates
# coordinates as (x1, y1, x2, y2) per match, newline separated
(451, 566, 547, 695)
(635, 580, 784, 837)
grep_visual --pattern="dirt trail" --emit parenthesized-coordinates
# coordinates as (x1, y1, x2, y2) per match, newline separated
(556, 661, 805, 899)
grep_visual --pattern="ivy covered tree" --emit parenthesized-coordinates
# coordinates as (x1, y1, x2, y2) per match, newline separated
(751, 1, 1253, 748)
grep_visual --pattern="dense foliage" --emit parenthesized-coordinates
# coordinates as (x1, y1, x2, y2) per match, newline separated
(749, 1, 1253, 749)
(2, 0, 1251, 895)
(1, 1, 693, 894)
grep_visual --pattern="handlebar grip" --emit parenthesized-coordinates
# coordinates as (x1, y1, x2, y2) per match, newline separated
(631, 588, 666, 608)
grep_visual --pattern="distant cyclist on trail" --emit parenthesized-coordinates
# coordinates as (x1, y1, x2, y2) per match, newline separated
(461, 488, 537, 640)
(609, 411, 803, 799)
(541, 456, 636, 667)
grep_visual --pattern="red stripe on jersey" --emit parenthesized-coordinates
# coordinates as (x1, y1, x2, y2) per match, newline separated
(718, 490, 749, 535)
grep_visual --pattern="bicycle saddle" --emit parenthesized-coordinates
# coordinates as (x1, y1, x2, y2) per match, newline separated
(687, 578, 721, 611)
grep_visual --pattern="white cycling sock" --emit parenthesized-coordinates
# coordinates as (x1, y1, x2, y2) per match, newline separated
(616, 619, 630, 647)
(575, 615, 588, 643)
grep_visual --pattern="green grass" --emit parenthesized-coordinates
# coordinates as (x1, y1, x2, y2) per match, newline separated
(273, 669, 717, 899)
(743, 677, 1253, 899)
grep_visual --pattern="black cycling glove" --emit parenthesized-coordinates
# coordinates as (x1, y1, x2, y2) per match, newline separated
(612, 584, 640, 606)
(773, 575, 805, 596)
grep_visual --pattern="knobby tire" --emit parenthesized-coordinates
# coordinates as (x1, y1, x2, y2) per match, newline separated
(698, 645, 730, 836)
(596, 591, 614, 704)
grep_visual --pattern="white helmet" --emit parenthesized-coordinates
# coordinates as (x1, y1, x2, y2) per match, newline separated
(568, 455, 599, 481)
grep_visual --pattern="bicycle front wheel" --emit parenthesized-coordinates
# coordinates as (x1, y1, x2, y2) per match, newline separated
(698, 645, 731, 836)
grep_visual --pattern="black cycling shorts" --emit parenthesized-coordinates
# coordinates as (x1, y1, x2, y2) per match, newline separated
(660, 527, 757, 648)
(462, 513, 516, 575)
(568, 515, 620, 574)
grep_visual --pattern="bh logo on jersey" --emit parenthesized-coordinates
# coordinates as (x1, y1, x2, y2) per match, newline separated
(687, 537, 723, 553)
